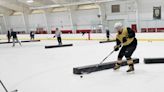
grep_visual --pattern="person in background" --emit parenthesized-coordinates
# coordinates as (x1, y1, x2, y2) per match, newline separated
(10, 29, 21, 47)
(113, 22, 137, 72)
(105, 27, 110, 41)
(82, 32, 86, 36)
(53, 28, 62, 45)
(30, 31, 35, 40)
(7, 30, 11, 42)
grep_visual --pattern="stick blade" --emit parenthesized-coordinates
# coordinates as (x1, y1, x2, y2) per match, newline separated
(11, 89, 18, 92)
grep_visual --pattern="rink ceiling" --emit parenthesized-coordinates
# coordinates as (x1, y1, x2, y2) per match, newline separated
(0, 33, 164, 92)
(1, 0, 164, 34)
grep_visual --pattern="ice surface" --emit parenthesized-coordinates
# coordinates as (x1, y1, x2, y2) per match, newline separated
(0, 39, 164, 92)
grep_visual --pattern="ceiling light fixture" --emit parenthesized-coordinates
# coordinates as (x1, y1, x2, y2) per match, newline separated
(27, 0, 34, 3)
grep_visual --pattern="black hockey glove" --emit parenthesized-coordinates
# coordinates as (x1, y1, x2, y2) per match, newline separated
(122, 37, 127, 43)
(114, 45, 120, 51)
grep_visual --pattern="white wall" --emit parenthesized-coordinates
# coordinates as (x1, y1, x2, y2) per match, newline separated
(9, 15, 25, 31)
(105, 0, 164, 31)
(46, 11, 72, 30)
(0, 16, 5, 34)
(74, 9, 100, 29)
(28, 9, 100, 32)
(28, 14, 47, 31)
(139, 0, 164, 19)
(6, 9, 100, 34)
(138, 0, 164, 28)
(105, 1, 136, 31)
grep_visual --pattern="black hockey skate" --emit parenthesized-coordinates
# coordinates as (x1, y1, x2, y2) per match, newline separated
(127, 64, 134, 72)
(113, 63, 121, 70)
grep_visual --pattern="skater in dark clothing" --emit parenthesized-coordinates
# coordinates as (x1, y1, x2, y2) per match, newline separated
(106, 27, 110, 41)
(30, 31, 35, 40)
(10, 29, 21, 47)
(53, 28, 62, 45)
(7, 30, 11, 42)
(82, 32, 85, 36)
(113, 22, 137, 72)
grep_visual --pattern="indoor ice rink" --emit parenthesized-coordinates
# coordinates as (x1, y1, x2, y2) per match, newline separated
(0, 0, 164, 92)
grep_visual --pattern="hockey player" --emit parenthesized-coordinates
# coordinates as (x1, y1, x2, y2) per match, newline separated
(7, 30, 11, 42)
(10, 29, 21, 47)
(53, 28, 62, 45)
(82, 32, 85, 36)
(30, 31, 35, 40)
(105, 27, 110, 41)
(113, 22, 137, 72)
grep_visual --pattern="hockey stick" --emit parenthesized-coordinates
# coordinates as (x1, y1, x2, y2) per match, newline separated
(80, 48, 116, 75)
(0, 80, 8, 92)
(97, 44, 122, 67)
(97, 50, 115, 67)
(0, 80, 18, 92)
